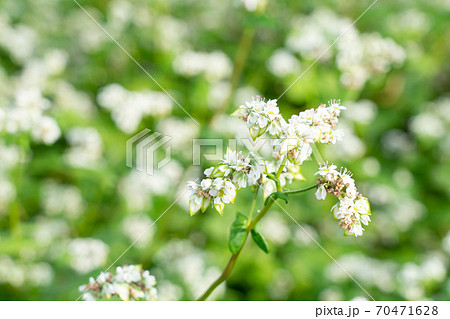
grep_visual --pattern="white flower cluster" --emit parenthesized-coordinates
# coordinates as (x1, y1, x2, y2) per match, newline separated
(276, 100, 345, 164)
(187, 148, 264, 215)
(0, 87, 61, 145)
(79, 265, 157, 301)
(97, 84, 173, 134)
(315, 164, 371, 237)
(260, 160, 304, 199)
(232, 96, 286, 139)
(189, 97, 346, 216)
(232, 97, 345, 165)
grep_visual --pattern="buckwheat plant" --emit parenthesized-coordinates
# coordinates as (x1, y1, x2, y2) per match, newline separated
(187, 97, 371, 300)
(78, 265, 157, 301)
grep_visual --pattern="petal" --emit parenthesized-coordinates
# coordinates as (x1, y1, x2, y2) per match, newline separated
(201, 196, 211, 212)
(189, 198, 202, 216)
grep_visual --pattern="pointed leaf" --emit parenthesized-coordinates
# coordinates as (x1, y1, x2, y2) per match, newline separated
(228, 212, 248, 254)
(264, 192, 289, 206)
(251, 224, 269, 254)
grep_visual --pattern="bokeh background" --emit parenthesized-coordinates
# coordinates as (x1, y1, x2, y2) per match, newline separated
(1, 0, 450, 300)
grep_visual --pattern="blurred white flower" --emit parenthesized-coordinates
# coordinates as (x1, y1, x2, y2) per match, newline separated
(261, 213, 291, 245)
(0, 22, 36, 64)
(119, 161, 183, 211)
(0, 255, 53, 288)
(344, 100, 378, 125)
(328, 126, 366, 161)
(157, 280, 183, 301)
(32, 116, 61, 145)
(173, 51, 232, 82)
(268, 269, 294, 300)
(208, 81, 231, 109)
(361, 157, 381, 177)
(409, 113, 446, 139)
(2, 87, 61, 143)
(153, 16, 189, 53)
(69, 238, 109, 274)
(287, 9, 405, 89)
(41, 180, 84, 219)
(43, 49, 68, 75)
(266, 49, 301, 78)
(326, 254, 396, 293)
(156, 118, 200, 152)
(154, 240, 225, 300)
(27, 262, 54, 287)
(33, 218, 70, 245)
(121, 214, 155, 248)
(239, 0, 267, 12)
(97, 84, 172, 133)
(54, 81, 95, 117)
(293, 224, 319, 247)
(398, 253, 447, 300)
(64, 127, 103, 168)
(381, 129, 415, 156)
(388, 9, 431, 36)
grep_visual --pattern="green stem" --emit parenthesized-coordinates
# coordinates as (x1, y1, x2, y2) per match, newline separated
(197, 196, 276, 301)
(283, 183, 319, 195)
(246, 188, 259, 226)
(275, 156, 287, 179)
(197, 180, 319, 300)
(196, 250, 241, 301)
(274, 156, 287, 192)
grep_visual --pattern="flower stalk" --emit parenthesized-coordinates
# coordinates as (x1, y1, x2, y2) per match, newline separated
(197, 195, 276, 301)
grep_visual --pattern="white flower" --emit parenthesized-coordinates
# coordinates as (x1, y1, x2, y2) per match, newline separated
(187, 149, 263, 215)
(315, 185, 327, 200)
(232, 96, 285, 140)
(315, 164, 338, 177)
(315, 164, 371, 237)
(346, 186, 357, 199)
(80, 265, 158, 301)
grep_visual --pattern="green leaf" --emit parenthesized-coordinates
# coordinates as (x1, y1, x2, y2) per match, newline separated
(251, 224, 269, 253)
(228, 212, 248, 254)
(264, 192, 289, 206)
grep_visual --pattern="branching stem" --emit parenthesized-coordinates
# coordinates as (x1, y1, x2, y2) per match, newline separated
(283, 183, 319, 195)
